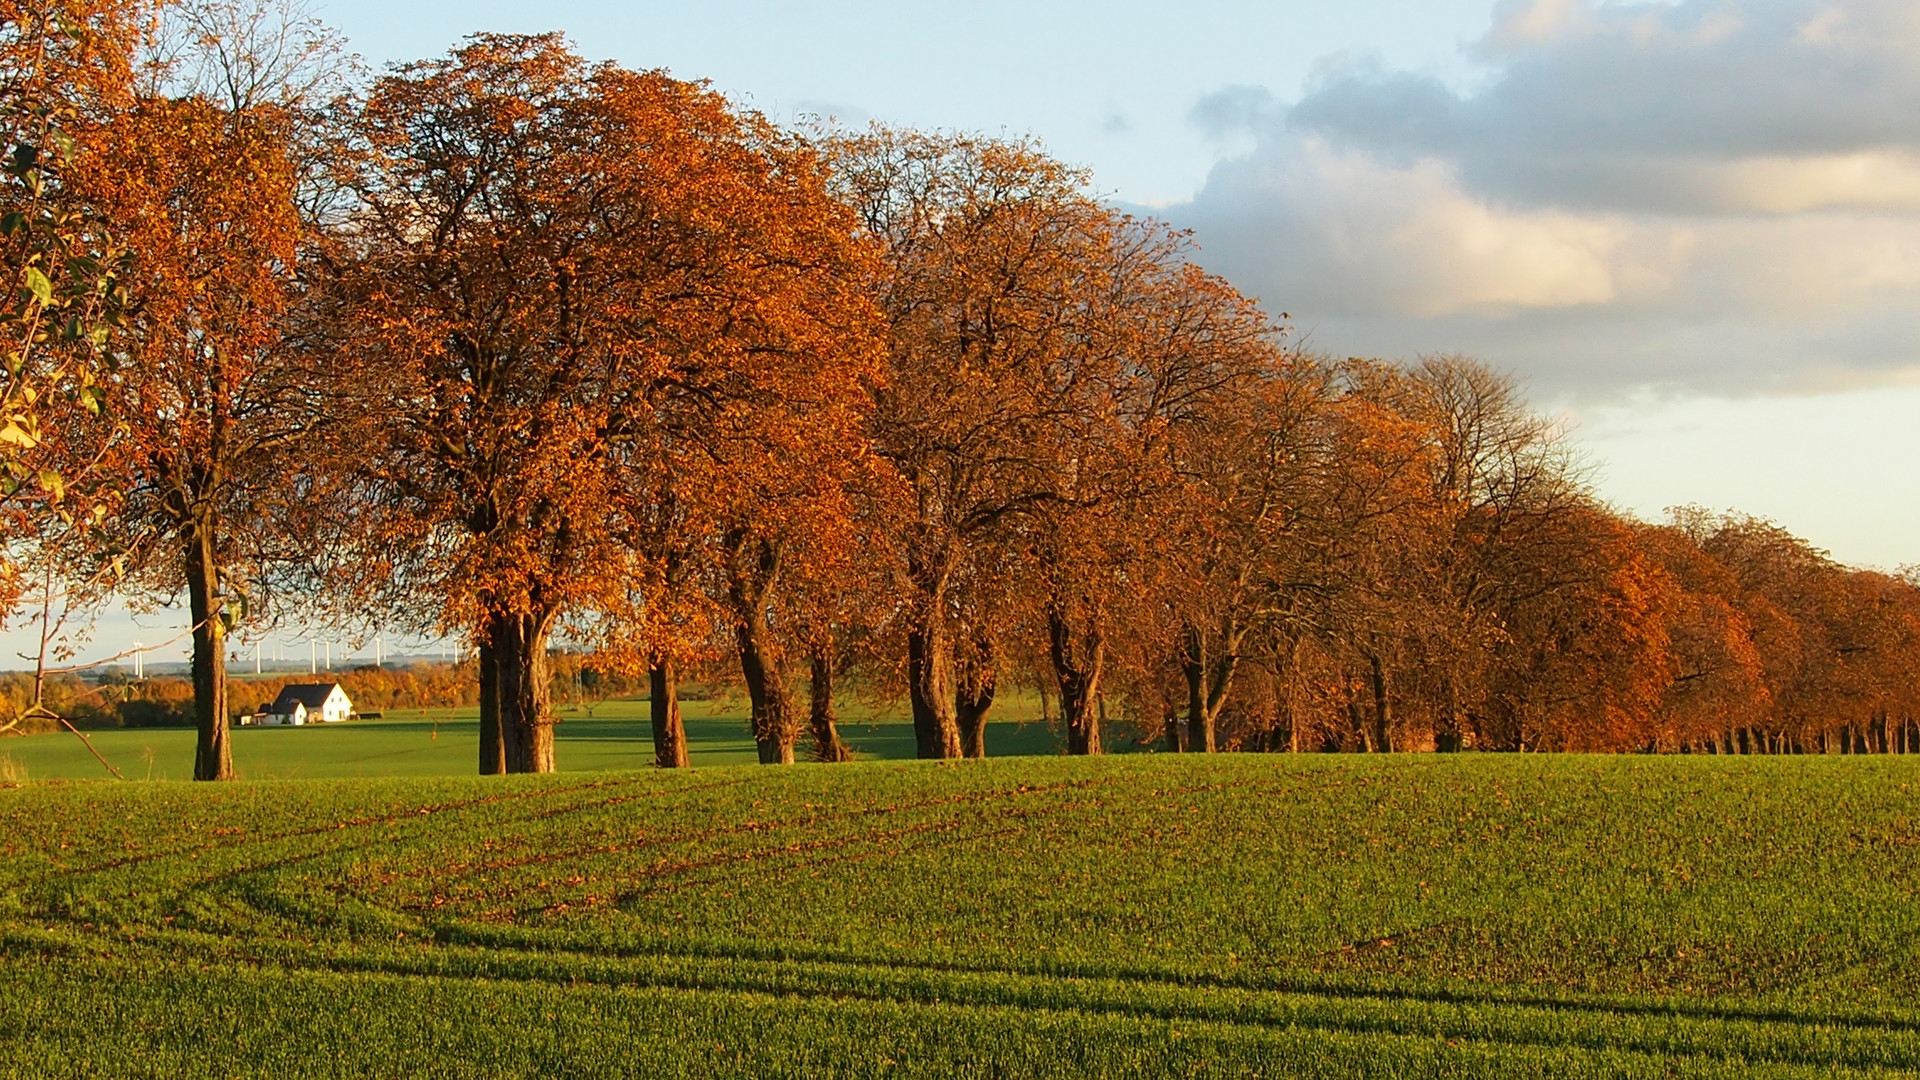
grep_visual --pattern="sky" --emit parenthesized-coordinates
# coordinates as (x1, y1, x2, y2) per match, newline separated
(12, 0, 1920, 666)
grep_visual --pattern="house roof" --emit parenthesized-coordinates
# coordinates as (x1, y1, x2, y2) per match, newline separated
(269, 683, 347, 713)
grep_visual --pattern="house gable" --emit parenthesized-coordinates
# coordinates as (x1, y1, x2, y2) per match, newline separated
(267, 683, 354, 723)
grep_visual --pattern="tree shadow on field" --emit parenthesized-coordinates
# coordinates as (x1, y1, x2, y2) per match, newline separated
(551, 702, 1066, 766)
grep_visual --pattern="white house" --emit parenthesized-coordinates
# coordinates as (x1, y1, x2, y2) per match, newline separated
(262, 683, 354, 726)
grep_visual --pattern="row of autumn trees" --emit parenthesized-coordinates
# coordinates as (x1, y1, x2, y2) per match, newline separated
(7, 2, 1920, 780)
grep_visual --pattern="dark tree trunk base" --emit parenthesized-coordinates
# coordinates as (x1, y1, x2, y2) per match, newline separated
(187, 524, 231, 782)
(651, 657, 688, 768)
(908, 626, 963, 759)
(955, 650, 996, 760)
(809, 650, 851, 763)
(481, 608, 557, 774)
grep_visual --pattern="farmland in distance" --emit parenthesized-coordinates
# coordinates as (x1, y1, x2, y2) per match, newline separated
(0, 694, 1068, 781)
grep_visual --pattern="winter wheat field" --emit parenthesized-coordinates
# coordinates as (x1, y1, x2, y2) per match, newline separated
(4, 754, 1920, 1078)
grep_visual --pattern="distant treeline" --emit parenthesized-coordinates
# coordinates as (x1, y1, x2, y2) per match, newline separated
(0, 662, 482, 733)
(0, 656, 691, 735)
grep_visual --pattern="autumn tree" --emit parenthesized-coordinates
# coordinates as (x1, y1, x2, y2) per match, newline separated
(1635, 516, 1772, 751)
(1270, 364, 1448, 753)
(683, 288, 877, 767)
(1683, 512, 1908, 754)
(1163, 357, 1326, 752)
(0, 0, 143, 611)
(752, 466, 896, 765)
(826, 130, 1101, 758)
(1395, 357, 1587, 751)
(56, 0, 345, 781)
(326, 36, 880, 773)
(831, 130, 1276, 758)
(1020, 231, 1284, 756)
(1471, 504, 1678, 751)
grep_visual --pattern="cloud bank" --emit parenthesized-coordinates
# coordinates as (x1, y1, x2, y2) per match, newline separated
(1167, 0, 1920, 395)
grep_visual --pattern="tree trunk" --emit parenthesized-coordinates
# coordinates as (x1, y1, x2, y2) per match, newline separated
(1367, 651, 1392, 753)
(1281, 641, 1304, 754)
(1181, 623, 1242, 754)
(955, 648, 996, 759)
(809, 646, 850, 763)
(1270, 678, 1295, 753)
(736, 620, 795, 765)
(506, 613, 556, 773)
(1347, 689, 1370, 753)
(1047, 601, 1104, 756)
(906, 625, 962, 759)
(1435, 673, 1463, 752)
(650, 653, 687, 768)
(483, 608, 556, 774)
(477, 636, 505, 774)
(757, 730, 795, 765)
(1182, 628, 1214, 754)
(904, 554, 963, 759)
(728, 532, 797, 765)
(186, 521, 231, 782)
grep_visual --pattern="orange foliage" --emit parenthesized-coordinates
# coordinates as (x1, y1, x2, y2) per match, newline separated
(325, 35, 881, 773)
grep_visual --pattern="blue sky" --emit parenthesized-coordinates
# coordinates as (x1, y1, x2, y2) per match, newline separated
(315, 0, 1502, 206)
(12, 0, 1920, 666)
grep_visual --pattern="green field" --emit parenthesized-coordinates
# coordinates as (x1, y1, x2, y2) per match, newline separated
(5, 754, 1920, 1076)
(0, 694, 1069, 781)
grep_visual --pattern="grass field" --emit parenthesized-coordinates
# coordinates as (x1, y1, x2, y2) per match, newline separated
(5, 754, 1920, 1076)
(0, 693, 1070, 781)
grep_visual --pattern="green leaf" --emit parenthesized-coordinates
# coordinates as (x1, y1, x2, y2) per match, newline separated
(23, 267, 52, 306)
(0, 212, 24, 236)
(218, 596, 247, 636)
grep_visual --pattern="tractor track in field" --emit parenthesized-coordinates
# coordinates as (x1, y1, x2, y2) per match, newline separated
(411, 929, 1920, 1042)
(13, 925, 1918, 1075)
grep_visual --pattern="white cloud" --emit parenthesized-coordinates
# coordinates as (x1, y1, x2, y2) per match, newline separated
(1185, 135, 1637, 318)
(1481, 0, 1595, 48)
(1168, 0, 1920, 395)
(1714, 152, 1920, 213)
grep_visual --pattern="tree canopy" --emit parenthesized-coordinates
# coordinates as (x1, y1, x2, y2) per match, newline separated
(9, 8, 1920, 775)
